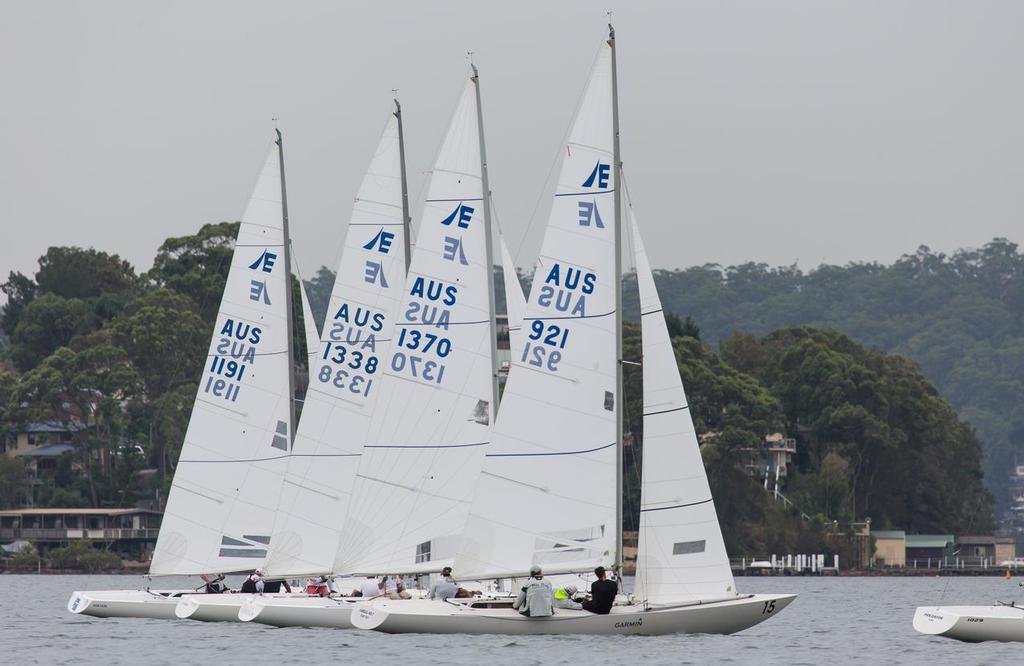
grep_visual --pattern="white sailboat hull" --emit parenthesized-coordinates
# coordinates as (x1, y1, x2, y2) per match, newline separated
(174, 592, 304, 622)
(67, 589, 195, 619)
(238, 595, 357, 627)
(351, 592, 795, 636)
(913, 605, 1024, 642)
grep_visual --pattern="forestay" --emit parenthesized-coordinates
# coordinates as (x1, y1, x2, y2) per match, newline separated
(630, 208, 736, 604)
(151, 141, 294, 575)
(455, 45, 618, 580)
(262, 113, 408, 577)
(333, 75, 496, 575)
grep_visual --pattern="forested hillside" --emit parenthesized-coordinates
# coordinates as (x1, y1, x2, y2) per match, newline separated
(0, 225, 1001, 555)
(621, 239, 1024, 512)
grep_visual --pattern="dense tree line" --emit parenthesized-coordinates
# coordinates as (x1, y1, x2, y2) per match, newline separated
(0, 223, 308, 508)
(619, 239, 1024, 514)
(0, 225, 997, 557)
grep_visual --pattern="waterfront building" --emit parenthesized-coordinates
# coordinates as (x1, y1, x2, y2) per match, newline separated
(0, 508, 161, 561)
(871, 530, 906, 567)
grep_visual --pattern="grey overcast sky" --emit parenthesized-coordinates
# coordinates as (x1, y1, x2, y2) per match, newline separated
(2, 0, 1023, 286)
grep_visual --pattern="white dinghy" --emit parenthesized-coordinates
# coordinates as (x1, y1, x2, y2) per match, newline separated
(913, 603, 1024, 643)
(351, 26, 795, 636)
(69, 131, 307, 619)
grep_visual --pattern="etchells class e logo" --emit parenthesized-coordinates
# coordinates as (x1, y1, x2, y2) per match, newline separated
(582, 162, 611, 189)
(247, 249, 278, 305)
(440, 202, 474, 266)
(440, 203, 475, 228)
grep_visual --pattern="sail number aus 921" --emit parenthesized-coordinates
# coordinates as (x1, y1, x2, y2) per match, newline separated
(761, 600, 776, 615)
(520, 321, 569, 372)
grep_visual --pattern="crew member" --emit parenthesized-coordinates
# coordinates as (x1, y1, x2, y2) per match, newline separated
(513, 565, 554, 618)
(582, 566, 617, 614)
(553, 583, 582, 609)
(429, 566, 459, 600)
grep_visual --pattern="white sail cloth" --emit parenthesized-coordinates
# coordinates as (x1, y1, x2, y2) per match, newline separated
(333, 76, 496, 575)
(630, 208, 736, 604)
(151, 141, 294, 575)
(262, 114, 408, 577)
(455, 45, 618, 580)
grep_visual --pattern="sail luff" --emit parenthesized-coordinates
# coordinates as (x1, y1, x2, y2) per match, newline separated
(276, 129, 298, 446)
(609, 22, 625, 580)
(395, 99, 413, 274)
(471, 64, 501, 416)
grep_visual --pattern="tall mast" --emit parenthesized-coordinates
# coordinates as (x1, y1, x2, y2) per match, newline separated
(609, 23, 624, 581)
(275, 128, 297, 445)
(394, 98, 413, 273)
(471, 63, 501, 416)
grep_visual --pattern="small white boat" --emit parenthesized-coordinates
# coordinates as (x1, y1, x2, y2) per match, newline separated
(352, 593, 796, 635)
(913, 604, 1024, 642)
(237, 595, 358, 628)
(67, 589, 196, 620)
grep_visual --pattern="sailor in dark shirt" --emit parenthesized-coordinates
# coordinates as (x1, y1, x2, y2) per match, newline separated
(582, 566, 618, 614)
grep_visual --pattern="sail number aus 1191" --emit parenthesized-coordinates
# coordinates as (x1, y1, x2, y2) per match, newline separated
(520, 321, 569, 372)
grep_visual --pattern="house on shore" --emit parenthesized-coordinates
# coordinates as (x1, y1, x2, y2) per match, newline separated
(0, 508, 161, 561)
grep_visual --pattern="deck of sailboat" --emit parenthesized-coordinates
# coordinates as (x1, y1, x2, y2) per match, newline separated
(352, 593, 797, 635)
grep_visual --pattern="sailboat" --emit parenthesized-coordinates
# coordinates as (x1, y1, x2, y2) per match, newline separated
(913, 604, 1024, 642)
(232, 102, 414, 629)
(68, 131, 305, 620)
(238, 69, 506, 628)
(350, 26, 795, 636)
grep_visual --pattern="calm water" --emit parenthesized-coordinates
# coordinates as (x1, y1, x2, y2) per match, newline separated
(4, 574, 1023, 665)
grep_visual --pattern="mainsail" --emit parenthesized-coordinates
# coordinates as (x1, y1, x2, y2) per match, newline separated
(262, 112, 408, 577)
(151, 138, 295, 575)
(455, 44, 619, 579)
(333, 74, 498, 575)
(630, 208, 736, 603)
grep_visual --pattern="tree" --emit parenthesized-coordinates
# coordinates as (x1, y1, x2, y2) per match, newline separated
(34, 246, 137, 300)
(147, 222, 239, 323)
(0, 271, 37, 336)
(0, 457, 30, 508)
(13, 337, 140, 506)
(8, 294, 94, 370)
(303, 265, 336, 330)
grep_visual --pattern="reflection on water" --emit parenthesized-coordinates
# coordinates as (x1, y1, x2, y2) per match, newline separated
(6, 574, 1024, 665)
